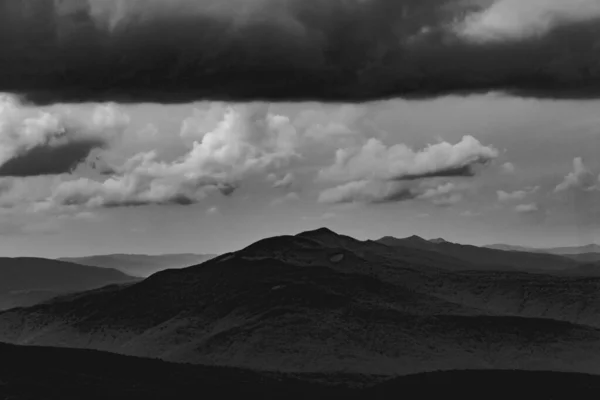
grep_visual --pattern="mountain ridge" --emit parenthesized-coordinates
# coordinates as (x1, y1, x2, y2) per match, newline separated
(0, 257, 137, 310)
(485, 243, 600, 255)
(60, 253, 217, 277)
(4, 228, 600, 376)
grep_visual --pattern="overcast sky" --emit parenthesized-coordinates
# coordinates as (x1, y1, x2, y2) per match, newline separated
(0, 0, 599, 257)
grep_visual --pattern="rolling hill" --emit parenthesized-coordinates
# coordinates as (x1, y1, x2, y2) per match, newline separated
(3, 229, 600, 377)
(0, 257, 137, 310)
(4, 341, 600, 399)
(485, 244, 541, 252)
(0, 341, 357, 400)
(60, 253, 217, 278)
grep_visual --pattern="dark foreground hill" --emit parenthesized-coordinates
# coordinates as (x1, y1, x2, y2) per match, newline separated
(60, 253, 217, 278)
(0, 258, 137, 310)
(0, 341, 355, 400)
(2, 342, 600, 400)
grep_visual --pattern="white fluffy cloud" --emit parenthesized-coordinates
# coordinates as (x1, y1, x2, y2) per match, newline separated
(0, 95, 128, 177)
(554, 157, 599, 193)
(501, 162, 516, 174)
(515, 203, 539, 213)
(318, 180, 411, 204)
(458, 0, 600, 42)
(45, 104, 300, 208)
(318, 135, 498, 183)
(419, 182, 466, 207)
(497, 186, 539, 202)
(296, 105, 366, 140)
(180, 103, 230, 140)
(206, 206, 220, 215)
(270, 172, 295, 189)
(0, 99, 504, 214)
(316, 135, 496, 206)
(318, 179, 470, 206)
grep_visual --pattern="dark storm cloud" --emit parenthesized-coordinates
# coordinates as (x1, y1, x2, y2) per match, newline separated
(0, 137, 105, 177)
(1, 0, 599, 104)
(397, 163, 483, 181)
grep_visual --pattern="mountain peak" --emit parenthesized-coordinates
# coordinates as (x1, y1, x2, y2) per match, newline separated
(377, 235, 433, 249)
(297, 227, 339, 238)
(405, 235, 428, 242)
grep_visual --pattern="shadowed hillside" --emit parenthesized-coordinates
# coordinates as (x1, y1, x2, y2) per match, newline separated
(0, 341, 357, 400)
(60, 253, 218, 278)
(0, 258, 138, 311)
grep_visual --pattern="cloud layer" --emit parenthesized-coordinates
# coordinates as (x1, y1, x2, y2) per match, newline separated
(316, 134, 496, 205)
(43, 104, 299, 208)
(318, 179, 471, 206)
(0, 96, 127, 177)
(554, 157, 600, 193)
(318, 135, 498, 183)
(2, 0, 600, 104)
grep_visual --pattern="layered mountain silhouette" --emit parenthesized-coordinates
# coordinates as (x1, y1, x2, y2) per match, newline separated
(378, 235, 595, 274)
(484, 243, 600, 272)
(486, 243, 600, 256)
(60, 253, 217, 278)
(0, 258, 137, 311)
(537, 244, 600, 255)
(3, 228, 600, 377)
(4, 341, 600, 399)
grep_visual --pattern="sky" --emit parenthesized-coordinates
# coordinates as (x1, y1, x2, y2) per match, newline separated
(0, 0, 599, 257)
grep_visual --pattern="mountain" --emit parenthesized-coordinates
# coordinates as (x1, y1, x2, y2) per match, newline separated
(485, 244, 600, 266)
(5, 228, 600, 376)
(484, 244, 538, 252)
(485, 243, 600, 256)
(60, 253, 217, 278)
(0, 257, 137, 311)
(378, 235, 436, 251)
(379, 236, 587, 273)
(542, 244, 600, 255)
(4, 341, 600, 400)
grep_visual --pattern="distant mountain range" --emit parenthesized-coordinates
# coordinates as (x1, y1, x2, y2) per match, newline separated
(485, 243, 600, 255)
(378, 235, 597, 274)
(4, 228, 600, 377)
(0, 257, 137, 311)
(60, 253, 218, 277)
(485, 243, 600, 263)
